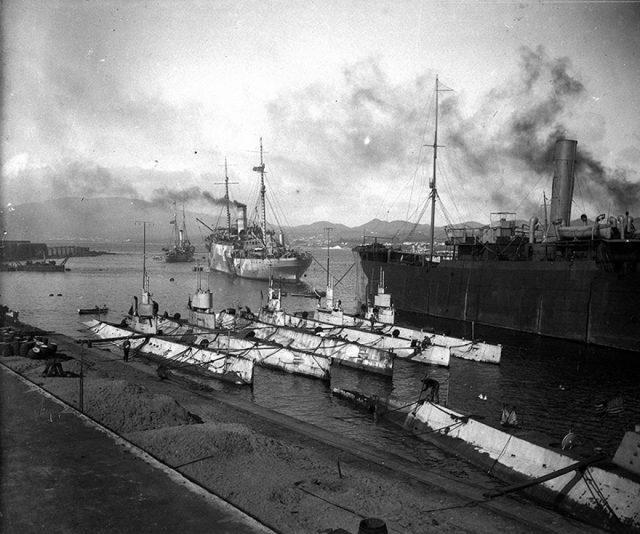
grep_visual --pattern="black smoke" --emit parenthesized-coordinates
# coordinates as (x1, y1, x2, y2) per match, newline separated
(441, 45, 638, 218)
(150, 185, 246, 209)
(577, 152, 640, 210)
(444, 46, 584, 175)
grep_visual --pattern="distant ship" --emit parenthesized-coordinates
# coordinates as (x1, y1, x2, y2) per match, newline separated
(201, 139, 312, 281)
(0, 257, 69, 272)
(353, 77, 640, 353)
(163, 202, 195, 263)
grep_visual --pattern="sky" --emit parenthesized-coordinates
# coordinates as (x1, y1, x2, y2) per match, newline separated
(2, 0, 640, 228)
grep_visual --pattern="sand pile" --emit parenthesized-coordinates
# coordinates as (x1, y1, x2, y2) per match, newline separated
(128, 422, 260, 463)
(57, 378, 198, 433)
(81, 380, 199, 433)
(125, 419, 456, 533)
(0, 353, 485, 532)
(2, 356, 45, 374)
(1, 344, 588, 534)
(5, 355, 197, 434)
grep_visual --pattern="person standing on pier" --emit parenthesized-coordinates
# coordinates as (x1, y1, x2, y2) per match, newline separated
(122, 339, 131, 362)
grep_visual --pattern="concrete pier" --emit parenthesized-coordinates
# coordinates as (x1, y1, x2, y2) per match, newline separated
(0, 317, 607, 534)
(0, 365, 275, 534)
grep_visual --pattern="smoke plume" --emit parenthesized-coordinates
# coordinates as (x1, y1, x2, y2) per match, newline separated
(440, 45, 638, 219)
(150, 186, 246, 209)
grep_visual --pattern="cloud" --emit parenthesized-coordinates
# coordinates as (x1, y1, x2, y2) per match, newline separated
(4, 34, 638, 227)
(263, 47, 639, 224)
(2, 161, 139, 204)
(263, 56, 433, 225)
(3, 4, 208, 171)
(436, 46, 638, 220)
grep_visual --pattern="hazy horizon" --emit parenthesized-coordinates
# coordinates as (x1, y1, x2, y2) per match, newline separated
(3, 1, 639, 229)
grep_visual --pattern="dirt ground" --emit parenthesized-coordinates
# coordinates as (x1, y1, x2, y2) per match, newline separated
(1, 339, 603, 534)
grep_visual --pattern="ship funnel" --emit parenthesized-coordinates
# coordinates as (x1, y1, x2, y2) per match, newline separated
(549, 139, 577, 227)
(236, 205, 247, 235)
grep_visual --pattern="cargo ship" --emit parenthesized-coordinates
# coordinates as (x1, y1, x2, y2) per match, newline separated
(163, 202, 195, 263)
(353, 79, 640, 353)
(201, 139, 311, 281)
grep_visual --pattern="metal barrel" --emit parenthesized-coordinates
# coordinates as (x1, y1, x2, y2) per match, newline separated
(358, 518, 388, 534)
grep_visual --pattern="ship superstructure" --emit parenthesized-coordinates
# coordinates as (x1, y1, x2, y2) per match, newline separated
(354, 79, 640, 352)
(163, 202, 195, 263)
(202, 140, 311, 281)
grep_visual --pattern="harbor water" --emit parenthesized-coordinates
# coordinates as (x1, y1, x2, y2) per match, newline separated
(1, 243, 639, 457)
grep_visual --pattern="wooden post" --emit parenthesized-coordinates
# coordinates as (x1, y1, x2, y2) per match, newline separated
(79, 343, 85, 412)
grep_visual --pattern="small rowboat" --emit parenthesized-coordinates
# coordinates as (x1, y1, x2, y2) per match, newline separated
(78, 306, 109, 315)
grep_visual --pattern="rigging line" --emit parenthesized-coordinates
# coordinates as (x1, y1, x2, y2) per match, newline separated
(266, 190, 300, 244)
(406, 196, 432, 241)
(411, 420, 466, 437)
(263, 169, 299, 240)
(306, 350, 330, 372)
(437, 156, 465, 225)
(406, 162, 453, 239)
(405, 89, 436, 222)
(581, 468, 625, 528)
(272, 191, 297, 238)
(334, 263, 354, 286)
(264, 194, 281, 230)
(253, 345, 286, 362)
(161, 355, 210, 373)
(513, 171, 548, 216)
(487, 433, 513, 476)
(396, 163, 432, 239)
(195, 349, 235, 365)
(440, 145, 472, 222)
(435, 191, 456, 228)
(572, 172, 588, 218)
(374, 91, 435, 232)
(263, 177, 283, 225)
(383, 174, 420, 234)
(379, 399, 421, 414)
(309, 254, 353, 288)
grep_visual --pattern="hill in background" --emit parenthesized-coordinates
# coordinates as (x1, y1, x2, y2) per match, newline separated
(2, 197, 467, 245)
(3, 197, 217, 244)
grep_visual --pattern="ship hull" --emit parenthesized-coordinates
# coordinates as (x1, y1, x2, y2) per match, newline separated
(208, 242, 311, 281)
(164, 253, 194, 263)
(354, 250, 640, 353)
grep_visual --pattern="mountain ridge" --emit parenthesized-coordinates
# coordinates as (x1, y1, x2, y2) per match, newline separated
(2, 196, 478, 244)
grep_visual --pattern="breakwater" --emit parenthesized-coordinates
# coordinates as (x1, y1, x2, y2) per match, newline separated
(1, 240, 109, 261)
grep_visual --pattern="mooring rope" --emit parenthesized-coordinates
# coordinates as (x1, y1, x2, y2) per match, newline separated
(581, 467, 625, 528)
(487, 434, 513, 476)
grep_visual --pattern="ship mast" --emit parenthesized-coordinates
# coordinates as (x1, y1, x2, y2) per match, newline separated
(214, 157, 238, 238)
(172, 201, 179, 248)
(427, 76, 452, 264)
(253, 138, 269, 253)
(135, 220, 152, 293)
(325, 226, 333, 287)
(143, 221, 147, 291)
(180, 204, 188, 247)
(224, 158, 231, 235)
